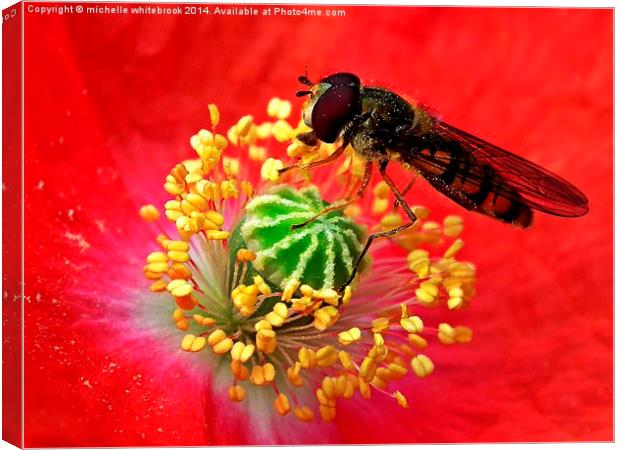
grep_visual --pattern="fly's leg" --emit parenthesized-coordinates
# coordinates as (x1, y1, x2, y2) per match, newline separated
(392, 175, 417, 210)
(340, 160, 418, 292)
(291, 161, 373, 230)
(278, 139, 347, 176)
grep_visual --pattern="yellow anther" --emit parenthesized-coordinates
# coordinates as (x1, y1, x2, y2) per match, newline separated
(412, 205, 430, 219)
(321, 376, 337, 398)
(235, 115, 253, 137)
(369, 344, 388, 364)
(239, 181, 254, 199)
(213, 134, 228, 150)
(358, 377, 371, 399)
(447, 296, 464, 309)
(212, 337, 233, 355)
(255, 122, 273, 139)
(338, 327, 362, 345)
(267, 97, 292, 120)
(164, 181, 183, 196)
(150, 280, 168, 292)
(374, 333, 385, 348)
(272, 119, 294, 142)
(319, 405, 336, 422)
(407, 249, 430, 278)
(282, 279, 301, 302)
(167, 250, 190, 263)
(315, 388, 334, 407)
(236, 248, 256, 262)
(193, 314, 216, 327)
(227, 125, 239, 146)
(444, 238, 464, 259)
(230, 341, 255, 362)
(167, 240, 190, 252)
(260, 157, 284, 182)
(415, 287, 436, 306)
(220, 179, 238, 199)
(175, 319, 189, 331)
(168, 262, 191, 280)
(314, 288, 339, 303)
(273, 393, 291, 416)
(146, 251, 168, 263)
(256, 329, 277, 354)
(139, 204, 160, 222)
(167, 279, 193, 298)
(359, 356, 377, 382)
(298, 347, 317, 369)
(313, 306, 340, 331)
(181, 334, 207, 352)
(207, 103, 220, 128)
(334, 375, 349, 398)
(253, 275, 272, 296)
(371, 317, 390, 333)
(156, 234, 171, 248)
(250, 363, 275, 386)
(400, 315, 423, 334)
(203, 210, 224, 227)
(387, 363, 408, 380)
(411, 354, 434, 377)
(248, 145, 267, 161)
(173, 308, 184, 321)
(145, 261, 169, 274)
(230, 360, 250, 381)
(205, 230, 229, 240)
(420, 280, 439, 297)
(344, 203, 362, 218)
(299, 284, 315, 297)
(144, 270, 163, 281)
(207, 329, 226, 346)
(381, 212, 403, 230)
(373, 181, 391, 199)
(316, 345, 338, 368)
(341, 286, 352, 306)
(337, 350, 355, 371)
(255, 319, 272, 331)
(438, 322, 457, 344)
(294, 406, 315, 422)
(372, 197, 389, 215)
(408, 334, 428, 349)
(287, 363, 304, 387)
(227, 385, 245, 402)
(394, 391, 409, 408)
(443, 215, 464, 237)
(455, 326, 473, 343)
(266, 302, 288, 327)
(175, 294, 197, 311)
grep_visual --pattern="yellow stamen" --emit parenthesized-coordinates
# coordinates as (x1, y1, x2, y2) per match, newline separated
(139, 204, 160, 222)
(273, 393, 291, 415)
(411, 354, 434, 377)
(337, 327, 362, 345)
(207, 103, 220, 128)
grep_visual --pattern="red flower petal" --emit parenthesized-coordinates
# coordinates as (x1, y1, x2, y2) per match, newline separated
(21, 5, 611, 445)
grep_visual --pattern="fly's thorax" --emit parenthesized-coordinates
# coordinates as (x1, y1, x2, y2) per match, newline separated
(360, 86, 415, 129)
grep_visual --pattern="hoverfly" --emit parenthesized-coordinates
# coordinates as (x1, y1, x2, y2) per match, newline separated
(281, 72, 589, 289)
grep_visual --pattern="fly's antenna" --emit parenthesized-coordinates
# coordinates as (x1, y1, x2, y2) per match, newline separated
(296, 90, 312, 97)
(298, 75, 312, 86)
(298, 66, 313, 86)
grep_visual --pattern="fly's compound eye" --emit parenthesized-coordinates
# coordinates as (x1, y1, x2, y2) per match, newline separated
(320, 72, 361, 88)
(311, 75, 361, 143)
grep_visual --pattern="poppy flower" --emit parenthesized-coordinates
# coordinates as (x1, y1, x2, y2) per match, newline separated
(13, 4, 611, 447)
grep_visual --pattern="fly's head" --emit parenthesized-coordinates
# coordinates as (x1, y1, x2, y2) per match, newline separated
(296, 72, 362, 143)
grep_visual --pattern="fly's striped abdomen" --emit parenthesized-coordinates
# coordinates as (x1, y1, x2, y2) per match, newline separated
(401, 137, 533, 227)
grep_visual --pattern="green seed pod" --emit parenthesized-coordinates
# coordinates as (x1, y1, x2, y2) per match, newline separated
(232, 184, 368, 291)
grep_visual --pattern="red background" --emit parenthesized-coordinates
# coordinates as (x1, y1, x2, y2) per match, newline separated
(20, 3, 612, 446)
